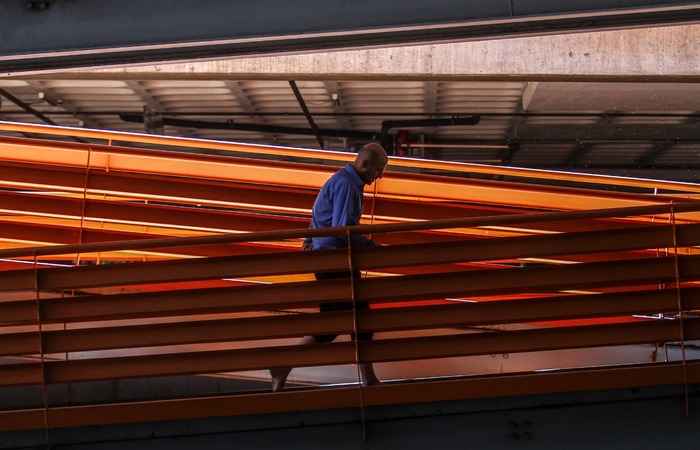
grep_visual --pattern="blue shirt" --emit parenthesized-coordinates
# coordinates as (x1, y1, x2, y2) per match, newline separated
(311, 165, 373, 250)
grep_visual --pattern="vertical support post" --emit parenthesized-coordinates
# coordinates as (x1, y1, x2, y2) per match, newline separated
(367, 182, 379, 239)
(346, 228, 368, 441)
(33, 253, 51, 448)
(669, 202, 689, 416)
(76, 146, 92, 266)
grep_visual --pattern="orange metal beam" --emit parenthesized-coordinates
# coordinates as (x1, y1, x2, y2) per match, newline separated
(0, 134, 686, 213)
(0, 190, 467, 246)
(0, 190, 308, 233)
(1, 121, 699, 195)
(1, 361, 695, 432)
(0, 275, 691, 323)
(2, 122, 699, 434)
(1, 223, 699, 292)
(0, 319, 696, 387)
(0, 219, 287, 259)
(1, 202, 698, 260)
(3, 287, 699, 356)
(0, 160, 533, 223)
(0, 361, 696, 432)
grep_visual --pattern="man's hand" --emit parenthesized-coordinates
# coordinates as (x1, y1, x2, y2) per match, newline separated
(302, 237, 313, 251)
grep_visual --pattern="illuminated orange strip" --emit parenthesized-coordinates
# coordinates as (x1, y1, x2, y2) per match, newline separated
(0, 134, 687, 214)
(1, 120, 699, 194)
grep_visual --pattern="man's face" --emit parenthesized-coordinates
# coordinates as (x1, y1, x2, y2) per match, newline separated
(364, 159, 387, 184)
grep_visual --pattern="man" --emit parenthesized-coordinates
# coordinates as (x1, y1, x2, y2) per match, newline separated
(270, 142, 388, 392)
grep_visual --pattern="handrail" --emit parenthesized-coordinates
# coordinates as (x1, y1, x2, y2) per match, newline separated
(2, 288, 699, 356)
(1, 361, 697, 431)
(0, 196, 698, 431)
(2, 202, 700, 259)
(1, 256, 697, 322)
(3, 121, 700, 434)
(2, 120, 700, 194)
(2, 227, 700, 292)
(1, 319, 698, 388)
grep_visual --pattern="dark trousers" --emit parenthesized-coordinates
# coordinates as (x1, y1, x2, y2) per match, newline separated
(314, 271, 373, 343)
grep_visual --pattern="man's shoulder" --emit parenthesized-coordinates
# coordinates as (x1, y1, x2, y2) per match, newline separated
(326, 167, 355, 189)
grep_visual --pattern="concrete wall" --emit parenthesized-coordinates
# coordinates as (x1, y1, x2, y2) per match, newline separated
(85, 25, 700, 79)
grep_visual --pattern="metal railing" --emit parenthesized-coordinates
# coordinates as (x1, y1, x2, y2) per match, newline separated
(1, 202, 699, 432)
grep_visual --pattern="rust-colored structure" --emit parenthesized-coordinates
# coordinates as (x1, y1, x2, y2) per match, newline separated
(0, 121, 698, 440)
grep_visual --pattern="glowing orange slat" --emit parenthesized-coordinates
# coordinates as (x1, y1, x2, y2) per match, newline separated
(1, 120, 699, 194)
(0, 135, 685, 214)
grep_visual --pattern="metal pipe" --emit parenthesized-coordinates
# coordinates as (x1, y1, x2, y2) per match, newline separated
(381, 116, 480, 133)
(120, 114, 380, 140)
(290, 80, 324, 149)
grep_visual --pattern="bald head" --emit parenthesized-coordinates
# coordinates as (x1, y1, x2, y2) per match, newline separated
(353, 143, 388, 184)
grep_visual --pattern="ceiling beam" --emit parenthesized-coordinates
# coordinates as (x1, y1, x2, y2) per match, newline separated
(0, 87, 58, 126)
(561, 111, 620, 167)
(0, 87, 87, 143)
(2, 110, 699, 119)
(635, 111, 700, 166)
(224, 81, 278, 142)
(518, 122, 700, 141)
(563, 142, 595, 167)
(289, 80, 325, 149)
(26, 80, 104, 129)
(125, 81, 163, 111)
(3, 1, 700, 74)
(126, 81, 166, 134)
(503, 82, 539, 163)
(422, 81, 440, 137)
(635, 141, 677, 166)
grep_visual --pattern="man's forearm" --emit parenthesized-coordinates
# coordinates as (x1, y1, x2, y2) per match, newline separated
(350, 233, 377, 249)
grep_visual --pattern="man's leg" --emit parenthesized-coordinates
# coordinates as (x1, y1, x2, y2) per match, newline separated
(271, 336, 378, 390)
(359, 362, 379, 386)
(355, 326, 379, 386)
(269, 271, 352, 392)
(270, 336, 322, 392)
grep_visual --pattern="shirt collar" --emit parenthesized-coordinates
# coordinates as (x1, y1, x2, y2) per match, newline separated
(343, 164, 365, 189)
